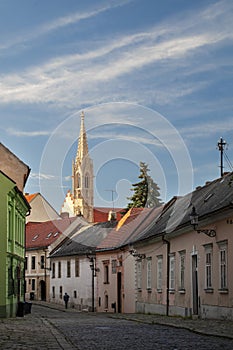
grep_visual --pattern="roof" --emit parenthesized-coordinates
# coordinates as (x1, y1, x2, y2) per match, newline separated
(25, 193, 39, 203)
(50, 220, 117, 258)
(93, 207, 123, 223)
(26, 217, 77, 250)
(138, 172, 233, 242)
(0, 142, 30, 190)
(97, 206, 163, 251)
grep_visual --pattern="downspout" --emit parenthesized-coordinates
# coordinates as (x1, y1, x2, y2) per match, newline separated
(162, 236, 170, 316)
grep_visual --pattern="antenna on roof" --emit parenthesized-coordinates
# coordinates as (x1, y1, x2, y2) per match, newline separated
(105, 189, 116, 211)
(217, 137, 227, 177)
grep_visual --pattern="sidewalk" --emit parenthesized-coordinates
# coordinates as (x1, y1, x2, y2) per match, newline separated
(34, 301, 233, 340)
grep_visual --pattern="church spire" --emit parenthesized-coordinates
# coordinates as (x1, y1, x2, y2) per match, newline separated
(76, 111, 89, 163)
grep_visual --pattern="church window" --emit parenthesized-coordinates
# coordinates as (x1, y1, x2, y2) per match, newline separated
(85, 174, 89, 188)
(77, 173, 81, 188)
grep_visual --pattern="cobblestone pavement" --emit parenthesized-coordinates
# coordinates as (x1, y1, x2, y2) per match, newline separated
(0, 302, 232, 349)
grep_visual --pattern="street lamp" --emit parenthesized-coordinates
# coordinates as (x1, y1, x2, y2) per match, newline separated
(190, 206, 216, 237)
(88, 256, 96, 312)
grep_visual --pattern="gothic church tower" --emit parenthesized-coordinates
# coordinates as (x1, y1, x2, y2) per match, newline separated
(72, 111, 94, 222)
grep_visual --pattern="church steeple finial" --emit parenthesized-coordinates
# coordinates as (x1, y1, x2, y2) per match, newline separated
(76, 111, 89, 163)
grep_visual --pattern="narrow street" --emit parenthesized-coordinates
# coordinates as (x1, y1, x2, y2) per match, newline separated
(0, 304, 233, 349)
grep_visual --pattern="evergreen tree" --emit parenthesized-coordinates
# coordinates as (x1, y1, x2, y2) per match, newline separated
(126, 162, 163, 210)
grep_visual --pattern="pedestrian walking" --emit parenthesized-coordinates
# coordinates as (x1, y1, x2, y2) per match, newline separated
(63, 292, 70, 309)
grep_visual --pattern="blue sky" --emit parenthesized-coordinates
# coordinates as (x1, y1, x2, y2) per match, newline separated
(1, 0, 233, 212)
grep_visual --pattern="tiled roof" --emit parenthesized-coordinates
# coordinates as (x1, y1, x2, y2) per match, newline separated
(97, 206, 163, 251)
(138, 172, 233, 242)
(93, 207, 123, 223)
(50, 220, 117, 257)
(26, 217, 77, 249)
(25, 193, 39, 203)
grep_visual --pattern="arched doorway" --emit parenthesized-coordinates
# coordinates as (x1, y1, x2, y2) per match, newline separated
(40, 280, 46, 301)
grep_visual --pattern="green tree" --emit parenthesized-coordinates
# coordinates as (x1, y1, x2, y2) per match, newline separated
(126, 162, 163, 210)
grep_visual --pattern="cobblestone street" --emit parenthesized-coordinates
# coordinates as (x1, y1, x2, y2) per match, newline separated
(0, 303, 233, 349)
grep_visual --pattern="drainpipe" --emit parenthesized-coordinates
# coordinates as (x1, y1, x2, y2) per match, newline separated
(162, 236, 170, 316)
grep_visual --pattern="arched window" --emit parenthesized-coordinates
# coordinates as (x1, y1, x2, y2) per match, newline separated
(77, 173, 81, 188)
(85, 173, 89, 188)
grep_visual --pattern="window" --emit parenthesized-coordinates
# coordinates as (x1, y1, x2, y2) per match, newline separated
(169, 254, 175, 291)
(59, 286, 63, 299)
(137, 260, 142, 290)
(157, 255, 163, 291)
(75, 258, 80, 277)
(52, 286, 55, 298)
(112, 260, 117, 274)
(58, 261, 61, 278)
(103, 261, 109, 284)
(74, 290, 77, 298)
(105, 294, 108, 309)
(218, 241, 228, 290)
(147, 258, 152, 290)
(179, 251, 185, 291)
(85, 174, 89, 188)
(52, 262, 55, 278)
(204, 245, 213, 290)
(67, 261, 71, 278)
(25, 257, 28, 271)
(32, 279, 36, 291)
(31, 256, 36, 270)
(40, 255, 45, 269)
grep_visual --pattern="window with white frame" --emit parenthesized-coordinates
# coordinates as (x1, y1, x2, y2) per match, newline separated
(147, 258, 152, 290)
(137, 260, 142, 290)
(204, 244, 213, 290)
(218, 241, 228, 290)
(169, 254, 175, 291)
(157, 255, 163, 291)
(179, 250, 185, 291)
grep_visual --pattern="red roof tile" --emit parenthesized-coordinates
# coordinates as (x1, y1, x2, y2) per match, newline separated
(93, 207, 123, 223)
(26, 217, 76, 249)
(97, 206, 163, 250)
(25, 193, 39, 203)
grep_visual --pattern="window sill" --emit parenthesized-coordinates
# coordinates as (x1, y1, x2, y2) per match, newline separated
(218, 288, 228, 294)
(147, 288, 152, 293)
(204, 288, 214, 293)
(169, 289, 175, 294)
(103, 282, 109, 284)
(157, 289, 162, 294)
(178, 289, 186, 294)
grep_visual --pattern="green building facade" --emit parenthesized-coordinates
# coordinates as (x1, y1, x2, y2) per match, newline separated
(0, 171, 30, 317)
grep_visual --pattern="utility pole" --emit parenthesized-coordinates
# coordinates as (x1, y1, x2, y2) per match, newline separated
(217, 137, 227, 177)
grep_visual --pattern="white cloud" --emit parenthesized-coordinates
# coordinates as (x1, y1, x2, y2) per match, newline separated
(30, 172, 55, 180)
(180, 117, 233, 139)
(0, 0, 132, 51)
(7, 128, 50, 137)
(0, 0, 232, 108)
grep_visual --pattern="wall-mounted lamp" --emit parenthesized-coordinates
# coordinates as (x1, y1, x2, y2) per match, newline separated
(190, 206, 216, 237)
(129, 248, 146, 259)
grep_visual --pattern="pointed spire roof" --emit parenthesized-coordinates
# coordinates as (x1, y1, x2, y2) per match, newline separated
(76, 111, 89, 163)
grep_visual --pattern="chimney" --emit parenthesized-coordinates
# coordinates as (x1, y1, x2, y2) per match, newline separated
(60, 212, 69, 219)
(108, 210, 116, 222)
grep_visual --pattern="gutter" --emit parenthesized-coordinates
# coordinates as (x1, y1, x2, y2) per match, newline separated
(162, 236, 170, 317)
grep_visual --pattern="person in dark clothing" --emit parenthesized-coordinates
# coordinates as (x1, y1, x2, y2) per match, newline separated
(63, 292, 70, 309)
